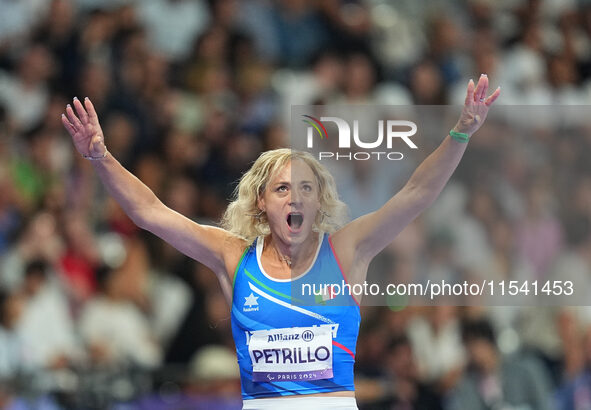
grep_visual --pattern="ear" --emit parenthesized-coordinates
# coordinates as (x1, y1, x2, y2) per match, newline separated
(314, 199, 321, 218)
(257, 196, 266, 213)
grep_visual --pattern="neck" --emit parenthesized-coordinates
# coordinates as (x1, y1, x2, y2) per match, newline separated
(266, 232, 319, 269)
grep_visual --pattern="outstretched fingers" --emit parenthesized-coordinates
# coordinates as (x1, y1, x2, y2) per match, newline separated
(84, 97, 98, 121)
(61, 113, 76, 135)
(73, 97, 89, 124)
(65, 103, 82, 129)
(465, 79, 475, 105)
(474, 75, 488, 102)
(485, 87, 501, 106)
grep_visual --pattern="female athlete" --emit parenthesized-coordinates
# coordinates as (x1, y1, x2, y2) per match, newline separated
(61, 74, 500, 410)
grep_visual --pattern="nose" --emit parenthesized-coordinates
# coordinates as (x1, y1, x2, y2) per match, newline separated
(289, 187, 302, 206)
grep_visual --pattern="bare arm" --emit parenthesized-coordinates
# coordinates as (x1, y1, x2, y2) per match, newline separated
(89, 153, 235, 273)
(61, 98, 243, 277)
(332, 75, 501, 264)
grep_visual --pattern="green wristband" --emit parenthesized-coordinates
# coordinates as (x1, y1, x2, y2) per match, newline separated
(449, 130, 470, 143)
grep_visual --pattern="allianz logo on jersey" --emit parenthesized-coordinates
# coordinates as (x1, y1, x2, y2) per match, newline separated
(243, 292, 259, 312)
(267, 330, 314, 343)
(268, 333, 301, 342)
(245, 324, 340, 346)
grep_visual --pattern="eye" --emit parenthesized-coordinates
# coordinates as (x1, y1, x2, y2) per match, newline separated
(302, 184, 313, 192)
(276, 185, 288, 192)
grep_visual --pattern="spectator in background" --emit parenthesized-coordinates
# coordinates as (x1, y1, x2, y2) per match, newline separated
(516, 181, 563, 280)
(367, 335, 444, 410)
(547, 214, 591, 305)
(0, 45, 54, 133)
(76, 62, 113, 117)
(268, 0, 327, 67)
(16, 258, 81, 372)
(407, 306, 465, 386)
(0, 290, 27, 380)
(426, 15, 463, 86)
(339, 52, 379, 104)
(450, 24, 504, 104)
(32, 0, 78, 95)
(447, 318, 553, 410)
(187, 345, 241, 396)
(0, 135, 21, 254)
(57, 213, 101, 303)
(409, 60, 447, 104)
(79, 264, 161, 369)
(274, 49, 345, 125)
(556, 325, 591, 410)
(0, 0, 48, 50)
(0, 213, 64, 292)
(500, 20, 548, 104)
(0, 291, 60, 410)
(318, 0, 371, 56)
(137, 0, 210, 62)
(11, 125, 62, 213)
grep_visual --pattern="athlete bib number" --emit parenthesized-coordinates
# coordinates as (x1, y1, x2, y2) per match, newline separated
(247, 325, 333, 382)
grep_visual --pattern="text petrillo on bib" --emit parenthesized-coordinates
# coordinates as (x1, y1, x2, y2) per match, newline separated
(246, 325, 334, 382)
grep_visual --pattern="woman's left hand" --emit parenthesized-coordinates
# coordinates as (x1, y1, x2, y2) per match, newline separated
(453, 74, 500, 137)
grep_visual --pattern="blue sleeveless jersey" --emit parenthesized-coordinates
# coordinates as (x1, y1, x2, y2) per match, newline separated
(231, 232, 361, 399)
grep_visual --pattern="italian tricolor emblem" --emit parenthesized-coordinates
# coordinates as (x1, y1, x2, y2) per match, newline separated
(315, 285, 337, 304)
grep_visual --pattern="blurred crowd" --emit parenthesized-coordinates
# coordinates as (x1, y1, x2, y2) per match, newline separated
(1, 0, 591, 408)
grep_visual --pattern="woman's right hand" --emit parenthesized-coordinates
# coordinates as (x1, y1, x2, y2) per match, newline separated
(61, 97, 107, 158)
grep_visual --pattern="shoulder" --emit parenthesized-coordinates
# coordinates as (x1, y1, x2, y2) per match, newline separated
(328, 223, 371, 265)
(221, 233, 251, 280)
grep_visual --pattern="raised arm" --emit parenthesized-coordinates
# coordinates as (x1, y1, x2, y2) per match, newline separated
(61, 98, 244, 283)
(333, 74, 500, 265)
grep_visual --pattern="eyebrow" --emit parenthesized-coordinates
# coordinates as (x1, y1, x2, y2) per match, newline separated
(274, 180, 315, 185)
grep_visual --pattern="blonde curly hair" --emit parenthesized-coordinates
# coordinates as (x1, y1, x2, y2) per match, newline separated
(221, 149, 348, 242)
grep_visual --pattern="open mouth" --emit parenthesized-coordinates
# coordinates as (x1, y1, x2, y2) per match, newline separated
(287, 212, 304, 232)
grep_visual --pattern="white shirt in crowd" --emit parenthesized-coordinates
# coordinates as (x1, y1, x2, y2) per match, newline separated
(16, 282, 81, 369)
(79, 296, 162, 368)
